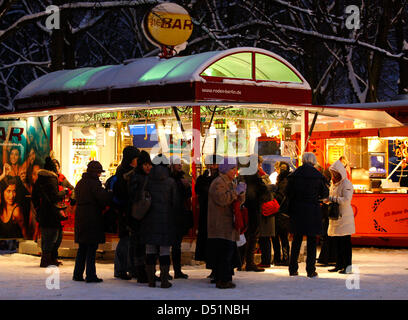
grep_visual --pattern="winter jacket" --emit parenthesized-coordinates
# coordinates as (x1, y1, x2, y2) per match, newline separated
(207, 174, 240, 242)
(244, 172, 271, 236)
(140, 165, 178, 246)
(32, 169, 66, 228)
(113, 163, 135, 238)
(286, 163, 329, 236)
(74, 172, 113, 244)
(328, 160, 355, 237)
(170, 170, 193, 239)
(194, 170, 218, 261)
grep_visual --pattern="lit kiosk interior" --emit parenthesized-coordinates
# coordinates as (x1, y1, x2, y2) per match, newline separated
(4, 45, 407, 255)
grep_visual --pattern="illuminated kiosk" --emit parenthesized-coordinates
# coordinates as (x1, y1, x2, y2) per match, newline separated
(3, 47, 406, 257)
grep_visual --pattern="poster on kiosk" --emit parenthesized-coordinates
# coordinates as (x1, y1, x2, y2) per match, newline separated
(0, 117, 50, 240)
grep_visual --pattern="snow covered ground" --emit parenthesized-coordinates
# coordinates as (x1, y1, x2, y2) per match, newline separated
(0, 247, 407, 300)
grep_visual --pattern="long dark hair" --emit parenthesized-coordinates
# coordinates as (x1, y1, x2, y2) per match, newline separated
(0, 176, 18, 212)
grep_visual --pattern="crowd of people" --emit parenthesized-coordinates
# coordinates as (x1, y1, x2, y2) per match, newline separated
(4, 145, 356, 289)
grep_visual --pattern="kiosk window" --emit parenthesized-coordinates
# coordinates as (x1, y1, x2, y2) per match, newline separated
(255, 53, 302, 83)
(200, 52, 252, 79)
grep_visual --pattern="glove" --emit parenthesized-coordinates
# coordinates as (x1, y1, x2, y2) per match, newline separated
(235, 182, 247, 195)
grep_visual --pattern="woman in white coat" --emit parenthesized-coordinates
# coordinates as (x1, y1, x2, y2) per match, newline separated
(327, 159, 355, 274)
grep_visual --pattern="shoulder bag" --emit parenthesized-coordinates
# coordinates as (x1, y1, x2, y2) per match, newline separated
(130, 176, 151, 220)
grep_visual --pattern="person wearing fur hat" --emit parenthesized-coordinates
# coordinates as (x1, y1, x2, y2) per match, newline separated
(326, 159, 355, 274)
(113, 146, 140, 280)
(32, 156, 68, 268)
(207, 157, 246, 289)
(73, 161, 112, 282)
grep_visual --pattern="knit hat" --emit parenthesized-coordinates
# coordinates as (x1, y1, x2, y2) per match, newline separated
(87, 160, 105, 173)
(137, 150, 153, 167)
(218, 157, 238, 174)
(122, 146, 140, 164)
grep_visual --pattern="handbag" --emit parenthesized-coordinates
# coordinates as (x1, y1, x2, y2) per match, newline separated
(233, 200, 248, 234)
(130, 176, 151, 220)
(55, 202, 69, 221)
(261, 199, 280, 216)
(328, 202, 340, 220)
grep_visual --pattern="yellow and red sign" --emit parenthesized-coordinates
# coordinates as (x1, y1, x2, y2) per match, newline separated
(143, 3, 193, 47)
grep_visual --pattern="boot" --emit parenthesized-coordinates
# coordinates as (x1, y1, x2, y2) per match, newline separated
(145, 264, 156, 287)
(159, 265, 172, 288)
(159, 255, 172, 288)
(52, 251, 63, 266)
(172, 247, 188, 279)
(136, 265, 148, 284)
(40, 253, 53, 268)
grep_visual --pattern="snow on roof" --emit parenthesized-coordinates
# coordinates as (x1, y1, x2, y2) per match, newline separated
(15, 47, 310, 100)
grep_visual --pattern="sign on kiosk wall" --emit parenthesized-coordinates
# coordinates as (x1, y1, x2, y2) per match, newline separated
(352, 194, 408, 237)
(0, 117, 50, 240)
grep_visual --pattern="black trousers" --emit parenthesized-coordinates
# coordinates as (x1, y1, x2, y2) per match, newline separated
(244, 224, 260, 267)
(258, 237, 271, 265)
(73, 243, 98, 280)
(271, 229, 290, 263)
(172, 238, 183, 273)
(129, 231, 146, 274)
(333, 235, 352, 269)
(289, 233, 317, 275)
(210, 238, 236, 283)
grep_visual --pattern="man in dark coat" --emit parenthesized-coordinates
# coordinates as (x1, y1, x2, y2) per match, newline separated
(32, 156, 67, 268)
(112, 146, 140, 280)
(73, 161, 112, 283)
(169, 155, 192, 279)
(194, 154, 220, 278)
(126, 150, 152, 283)
(286, 152, 329, 278)
(140, 156, 177, 288)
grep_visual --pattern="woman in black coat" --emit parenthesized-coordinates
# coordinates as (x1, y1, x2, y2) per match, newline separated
(271, 162, 291, 266)
(73, 161, 112, 283)
(32, 157, 67, 268)
(140, 157, 177, 288)
(243, 167, 270, 272)
(170, 156, 192, 279)
(286, 153, 329, 278)
(194, 155, 220, 277)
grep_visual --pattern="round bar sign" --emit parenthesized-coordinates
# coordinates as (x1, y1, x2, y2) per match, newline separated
(144, 3, 193, 47)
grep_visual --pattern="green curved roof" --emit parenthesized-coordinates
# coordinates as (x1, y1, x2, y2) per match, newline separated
(15, 47, 310, 101)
